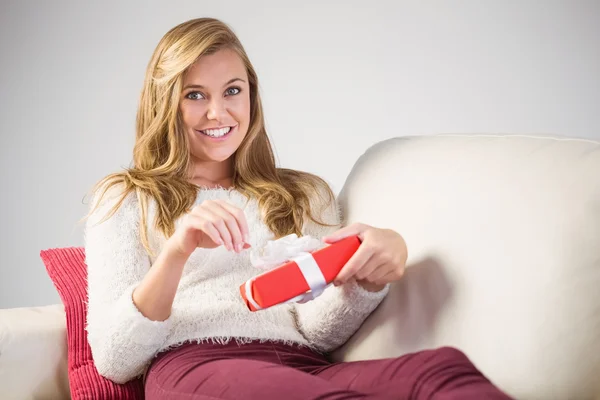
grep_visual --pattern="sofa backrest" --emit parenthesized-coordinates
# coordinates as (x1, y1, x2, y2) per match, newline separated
(331, 134, 600, 400)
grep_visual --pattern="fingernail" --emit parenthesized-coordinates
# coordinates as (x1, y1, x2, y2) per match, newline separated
(236, 243, 243, 253)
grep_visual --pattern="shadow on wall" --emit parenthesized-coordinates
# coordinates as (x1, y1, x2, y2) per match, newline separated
(331, 256, 455, 361)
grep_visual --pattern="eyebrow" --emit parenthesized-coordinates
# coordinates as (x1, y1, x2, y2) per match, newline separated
(183, 78, 246, 91)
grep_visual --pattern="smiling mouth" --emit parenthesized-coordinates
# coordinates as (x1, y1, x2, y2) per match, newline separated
(197, 126, 233, 138)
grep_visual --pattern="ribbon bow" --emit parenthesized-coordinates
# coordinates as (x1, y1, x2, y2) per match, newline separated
(245, 234, 330, 310)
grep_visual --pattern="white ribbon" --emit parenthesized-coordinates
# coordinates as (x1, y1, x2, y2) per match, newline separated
(244, 278, 262, 311)
(244, 251, 329, 310)
(288, 252, 328, 303)
(250, 233, 324, 270)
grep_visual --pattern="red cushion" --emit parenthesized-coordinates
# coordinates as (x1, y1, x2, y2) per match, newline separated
(41, 247, 145, 399)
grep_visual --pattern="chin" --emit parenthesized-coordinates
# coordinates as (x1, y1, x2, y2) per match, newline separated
(199, 151, 235, 163)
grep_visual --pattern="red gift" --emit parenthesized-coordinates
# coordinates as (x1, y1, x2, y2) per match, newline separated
(240, 235, 361, 311)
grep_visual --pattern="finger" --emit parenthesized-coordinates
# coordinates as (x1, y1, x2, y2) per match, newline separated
(322, 223, 365, 244)
(208, 213, 235, 251)
(217, 201, 250, 245)
(363, 261, 393, 283)
(334, 245, 374, 285)
(208, 202, 244, 252)
(197, 204, 235, 251)
(209, 201, 244, 253)
(373, 268, 404, 285)
(186, 214, 223, 247)
(354, 256, 385, 281)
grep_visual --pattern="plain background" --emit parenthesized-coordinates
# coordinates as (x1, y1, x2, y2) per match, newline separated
(1, 0, 599, 308)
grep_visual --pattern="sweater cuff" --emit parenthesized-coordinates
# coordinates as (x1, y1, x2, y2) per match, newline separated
(114, 284, 173, 347)
(338, 280, 390, 312)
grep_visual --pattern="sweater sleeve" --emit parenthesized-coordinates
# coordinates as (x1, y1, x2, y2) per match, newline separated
(84, 188, 172, 384)
(293, 185, 389, 353)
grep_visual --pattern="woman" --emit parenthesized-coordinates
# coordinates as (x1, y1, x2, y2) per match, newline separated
(85, 17, 512, 399)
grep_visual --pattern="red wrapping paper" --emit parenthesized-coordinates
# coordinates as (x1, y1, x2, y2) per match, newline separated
(240, 235, 361, 311)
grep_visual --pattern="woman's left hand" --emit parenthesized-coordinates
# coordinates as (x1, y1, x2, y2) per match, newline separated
(323, 223, 408, 292)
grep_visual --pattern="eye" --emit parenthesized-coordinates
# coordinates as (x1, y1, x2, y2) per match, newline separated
(225, 87, 241, 96)
(185, 91, 205, 100)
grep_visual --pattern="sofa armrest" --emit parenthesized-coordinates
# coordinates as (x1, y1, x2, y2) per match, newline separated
(0, 304, 70, 399)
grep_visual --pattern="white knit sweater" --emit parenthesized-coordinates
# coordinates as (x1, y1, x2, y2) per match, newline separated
(84, 187, 389, 384)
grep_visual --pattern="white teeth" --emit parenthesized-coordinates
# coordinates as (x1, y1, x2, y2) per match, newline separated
(201, 127, 231, 137)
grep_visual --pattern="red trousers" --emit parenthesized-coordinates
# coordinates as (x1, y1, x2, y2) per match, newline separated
(144, 340, 513, 399)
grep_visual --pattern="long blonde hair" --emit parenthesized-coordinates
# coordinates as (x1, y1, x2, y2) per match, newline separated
(89, 17, 335, 254)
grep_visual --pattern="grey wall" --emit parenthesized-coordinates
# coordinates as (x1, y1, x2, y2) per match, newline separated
(1, 0, 599, 308)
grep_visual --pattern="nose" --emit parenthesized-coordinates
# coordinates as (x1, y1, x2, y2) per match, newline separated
(206, 98, 227, 121)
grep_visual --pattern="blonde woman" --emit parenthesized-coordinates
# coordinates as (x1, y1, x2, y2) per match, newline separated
(85, 17, 512, 399)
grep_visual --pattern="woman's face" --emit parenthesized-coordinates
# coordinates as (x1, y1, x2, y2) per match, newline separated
(179, 48, 251, 164)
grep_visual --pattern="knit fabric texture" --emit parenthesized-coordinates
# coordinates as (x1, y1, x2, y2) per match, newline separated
(84, 187, 389, 384)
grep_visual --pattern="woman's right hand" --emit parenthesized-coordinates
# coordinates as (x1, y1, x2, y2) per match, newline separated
(133, 199, 250, 322)
(168, 199, 251, 257)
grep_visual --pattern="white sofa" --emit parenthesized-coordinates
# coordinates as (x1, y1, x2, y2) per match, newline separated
(1, 134, 599, 400)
